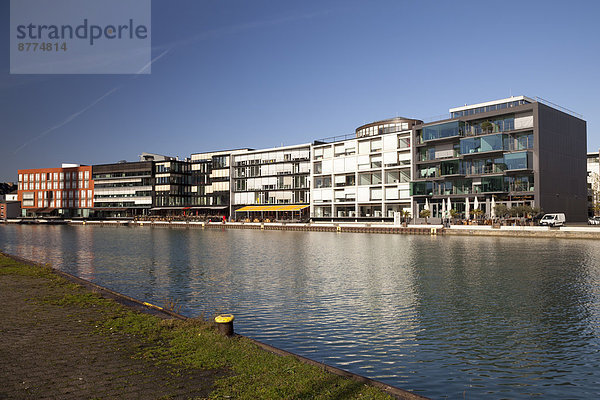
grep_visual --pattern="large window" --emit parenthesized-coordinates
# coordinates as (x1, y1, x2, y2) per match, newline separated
(481, 176, 508, 193)
(410, 181, 433, 196)
(440, 160, 460, 176)
(504, 152, 531, 170)
(460, 134, 508, 155)
(314, 176, 331, 188)
(421, 121, 464, 142)
(514, 132, 534, 150)
(418, 166, 438, 179)
(509, 175, 534, 192)
(464, 116, 515, 136)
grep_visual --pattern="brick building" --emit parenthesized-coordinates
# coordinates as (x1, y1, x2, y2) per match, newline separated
(17, 164, 94, 218)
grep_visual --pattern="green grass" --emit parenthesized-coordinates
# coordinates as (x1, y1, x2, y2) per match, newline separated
(0, 253, 394, 400)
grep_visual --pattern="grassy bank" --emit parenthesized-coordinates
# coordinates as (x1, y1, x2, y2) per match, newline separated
(0, 253, 397, 400)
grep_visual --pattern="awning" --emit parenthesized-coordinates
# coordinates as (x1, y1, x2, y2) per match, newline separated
(235, 205, 309, 212)
(190, 206, 228, 210)
(93, 208, 129, 211)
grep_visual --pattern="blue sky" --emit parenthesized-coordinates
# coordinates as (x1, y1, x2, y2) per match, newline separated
(2, 0, 599, 181)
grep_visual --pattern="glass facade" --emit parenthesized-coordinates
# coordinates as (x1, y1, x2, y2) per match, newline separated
(460, 134, 508, 155)
(463, 116, 514, 136)
(410, 181, 433, 196)
(450, 99, 529, 118)
(420, 121, 464, 142)
(440, 160, 460, 176)
(503, 152, 531, 170)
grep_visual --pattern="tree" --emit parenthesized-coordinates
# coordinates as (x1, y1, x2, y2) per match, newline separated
(419, 209, 431, 224)
(480, 121, 493, 133)
(449, 209, 460, 223)
(402, 210, 411, 224)
(472, 209, 484, 220)
(494, 204, 509, 219)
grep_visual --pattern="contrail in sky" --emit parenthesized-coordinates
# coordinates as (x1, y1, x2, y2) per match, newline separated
(13, 9, 331, 153)
(13, 48, 171, 153)
(13, 86, 121, 154)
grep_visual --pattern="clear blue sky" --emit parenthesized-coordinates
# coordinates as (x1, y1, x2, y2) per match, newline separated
(2, 0, 599, 181)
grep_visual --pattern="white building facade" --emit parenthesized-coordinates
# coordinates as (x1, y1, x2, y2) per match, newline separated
(311, 118, 421, 220)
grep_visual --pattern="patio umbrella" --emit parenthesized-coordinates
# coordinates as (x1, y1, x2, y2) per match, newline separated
(447, 197, 452, 214)
(465, 197, 470, 220)
(491, 196, 496, 218)
(474, 196, 479, 210)
(441, 199, 446, 219)
(425, 197, 430, 211)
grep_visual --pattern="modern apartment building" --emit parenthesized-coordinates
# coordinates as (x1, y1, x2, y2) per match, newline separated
(92, 160, 154, 218)
(410, 96, 587, 221)
(231, 144, 311, 220)
(17, 164, 94, 218)
(190, 149, 251, 218)
(311, 118, 420, 220)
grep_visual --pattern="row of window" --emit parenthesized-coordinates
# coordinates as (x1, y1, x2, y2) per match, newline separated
(418, 152, 532, 178)
(21, 199, 93, 208)
(418, 133, 534, 161)
(314, 136, 411, 160)
(410, 175, 534, 196)
(19, 171, 89, 182)
(19, 180, 90, 191)
(233, 150, 310, 166)
(450, 99, 529, 118)
(22, 190, 92, 200)
(314, 169, 410, 188)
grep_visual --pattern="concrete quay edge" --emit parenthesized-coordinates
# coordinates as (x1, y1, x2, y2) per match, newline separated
(1, 251, 428, 400)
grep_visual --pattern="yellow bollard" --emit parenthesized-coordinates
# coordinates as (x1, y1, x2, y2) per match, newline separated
(215, 314, 235, 336)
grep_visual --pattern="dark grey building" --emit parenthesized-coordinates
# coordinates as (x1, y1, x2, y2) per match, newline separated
(92, 161, 155, 218)
(410, 96, 587, 222)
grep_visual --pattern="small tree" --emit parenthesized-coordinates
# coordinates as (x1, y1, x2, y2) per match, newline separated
(494, 204, 509, 220)
(472, 209, 484, 221)
(402, 210, 411, 224)
(449, 209, 460, 224)
(419, 209, 431, 224)
(480, 121, 493, 133)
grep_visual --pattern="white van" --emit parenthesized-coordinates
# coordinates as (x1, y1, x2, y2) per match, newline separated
(539, 213, 566, 227)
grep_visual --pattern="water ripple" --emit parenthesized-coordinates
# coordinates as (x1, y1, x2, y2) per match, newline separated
(2, 225, 600, 398)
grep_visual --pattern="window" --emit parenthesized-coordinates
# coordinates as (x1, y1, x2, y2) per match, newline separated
(421, 121, 464, 142)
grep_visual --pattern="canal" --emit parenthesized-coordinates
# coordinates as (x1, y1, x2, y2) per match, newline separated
(1, 224, 599, 399)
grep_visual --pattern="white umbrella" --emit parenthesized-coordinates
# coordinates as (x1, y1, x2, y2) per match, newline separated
(465, 197, 470, 220)
(425, 197, 430, 211)
(491, 196, 496, 219)
(447, 197, 452, 213)
(474, 196, 479, 210)
(441, 199, 446, 219)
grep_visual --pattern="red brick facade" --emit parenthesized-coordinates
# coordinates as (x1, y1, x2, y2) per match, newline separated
(18, 165, 94, 214)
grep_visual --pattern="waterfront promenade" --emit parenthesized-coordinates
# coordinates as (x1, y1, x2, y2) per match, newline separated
(4, 218, 600, 239)
(0, 252, 414, 400)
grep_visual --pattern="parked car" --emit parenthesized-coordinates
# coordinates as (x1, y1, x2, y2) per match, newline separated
(588, 216, 600, 225)
(539, 213, 566, 227)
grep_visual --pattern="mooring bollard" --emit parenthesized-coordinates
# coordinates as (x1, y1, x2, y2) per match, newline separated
(215, 314, 235, 336)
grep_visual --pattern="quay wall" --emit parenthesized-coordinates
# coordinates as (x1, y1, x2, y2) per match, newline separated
(3, 219, 600, 239)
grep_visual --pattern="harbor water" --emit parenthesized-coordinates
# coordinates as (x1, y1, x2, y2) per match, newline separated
(1, 224, 599, 399)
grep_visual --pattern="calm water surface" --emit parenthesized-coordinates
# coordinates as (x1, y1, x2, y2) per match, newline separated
(1, 224, 600, 399)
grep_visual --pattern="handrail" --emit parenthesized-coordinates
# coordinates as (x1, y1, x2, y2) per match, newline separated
(534, 96, 584, 119)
